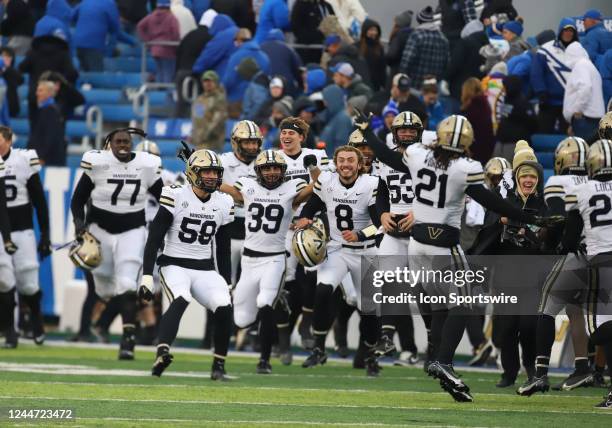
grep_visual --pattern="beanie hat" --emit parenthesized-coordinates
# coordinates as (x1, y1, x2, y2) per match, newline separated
(516, 164, 538, 179)
(395, 10, 413, 28)
(512, 140, 538, 170)
(503, 20, 523, 37)
(273, 96, 294, 117)
(416, 6, 434, 24)
(236, 57, 260, 80)
(201, 70, 219, 82)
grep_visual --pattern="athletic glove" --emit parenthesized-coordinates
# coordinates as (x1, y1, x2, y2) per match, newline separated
(303, 154, 318, 171)
(177, 141, 195, 163)
(4, 240, 18, 255)
(74, 217, 87, 240)
(532, 215, 565, 228)
(352, 107, 372, 131)
(138, 274, 154, 302)
(38, 237, 52, 260)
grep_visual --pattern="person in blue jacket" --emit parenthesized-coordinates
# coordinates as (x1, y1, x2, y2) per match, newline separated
(190, 0, 210, 22)
(581, 9, 612, 64)
(319, 84, 353, 154)
(599, 50, 612, 109)
(72, 0, 136, 71)
(33, 0, 73, 47)
(530, 17, 577, 134)
(260, 29, 302, 96)
(192, 14, 238, 77)
(223, 35, 270, 106)
(254, 0, 290, 43)
(507, 29, 556, 97)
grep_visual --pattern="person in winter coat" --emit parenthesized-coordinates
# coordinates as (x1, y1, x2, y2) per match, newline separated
(191, 0, 211, 22)
(327, 42, 371, 86)
(330, 62, 372, 99)
(260, 29, 303, 96)
(33, 0, 73, 47)
(420, 77, 445, 131)
(502, 20, 529, 61)
(581, 9, 612, 64)
(0, 0, 35, 55)
(506, 30, 555, 98)
(291, 0, 335, 64)
(254, 0, 290, 43)
(305, 68, 327, 96)
(73, 0, 136, 72)
(137, 1, 181, 83)
(319, 83, 352, 154)
(562, 42, 605, 140)
(192, 14, 238, 77)
(239, 58, 270, 123)
(29, 80, 65, 166)
(461, 77, 495, 165)
(171, 0, 197, 39)
(253, 75, 290, 125)
(326, 0, 367, 41)
(439, 0, 478, 49)
(356, 18, 385, 91)
(191, 70, 227, 151)
(116, 0, 149, 29)
(530, 17, 578, 134)
(38, 70, 85, 125)
(210, 0, 255, 33)
(0, 47, 22, 118)
(446, 19, 488, 101)
(600, 50, 612, 109)
(495, 75, 537, 162)
(386, 10, 413, 83)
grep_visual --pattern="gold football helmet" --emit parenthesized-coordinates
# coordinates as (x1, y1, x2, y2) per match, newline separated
(292, 219, 327, 267)
(348, 129, 367, 147)
(587, 139, 612, 179)
(69, 231, 102, 271)
(554, 137, 589, 175)
(254, 150, 287, 189)
(436, 115, 474, 153)
(186, 149, 224, 192)
(391, 111, 423, 146)
(231, 120, 263, 162)
(599, 111, 612, 140)
(484, 157, 511, 187)
(134, 139, 160, 157)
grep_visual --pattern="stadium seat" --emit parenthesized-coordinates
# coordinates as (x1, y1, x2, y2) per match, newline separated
(543, 169, 554, 183)
(147, 119, 192, 139)
(11, 118, 29, 135)
(163, 157, 186, 172)
(225, 120, 237, 142)
(66, 155, 82, 169)
(104, 57, 155, 73)
(83, 89, 124, 105)
(17, 85, 28, 100)
(538, 152, 554, 169)
(148, 91, 171, 107)
(531, 134, 564, 152)
(17, 100, 29, 118)
(116, 43, 143, 57)
(66, 120, 95, 138)
(13, 135, 27, 149)
(79, 72, 142, 89)
(156, 140, 181, 157)
(99, 104, 141, 122)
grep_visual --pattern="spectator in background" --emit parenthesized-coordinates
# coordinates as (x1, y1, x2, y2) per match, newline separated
(264, 96, 293, 147)
(326, 0, 367, 41)
(400, 6, 449, 89)
(506, 29, 555, 97)
(420, 77, 445, 131)
(239, 58, 270, 123)
(600, 50, 612, 109)
(439, 0, 478, 49)
(175, 9, 215, 117)
(482, 61, 507, 131)
(191, 70, 227, 151)
(73, 0, 136, 72)
(210, 0, 256, 33)
(223, 29, 270, 118)
(137, 1, 181, 83)
(0, 72, 10, 126)
(33, 0, 73, 47)
(320, 34, 342, 69)
(171, 0, 197, 39)
(0, 47, 23, 118)
(386, 10, 413, 82)
(480, 0, 518, 24)
(38, 70, 85, 124)
(305, 68, 328, 96)
(388, 73, 427, 125)
(191, 0, 211, 23)
(581, 9, 612, 64)
(357, 18, 385, 91)
(331, 62, 372, 99)
(29, 80, 65, 166)
(502, 20, 529, 61)
(461, 77, 495, 164)
(293, 96, 319, 149)
(377, 103, 398, 142)
(260, 29, 303, 96)
(563, 42, 605, 140)
(319, 84, 352, 153)
(530, 17, 577, 134)
(291, 0, 335, 64)
(116, 0, 149, 30)
(0, 0, 35, 55)
(255, 0, 290, 43)
(255, 76, 291, 125)
(495, 75, 536, 162)
(192, 14, 238, 78)
(327, 38, 371, 86)
(446, 19, 488, 101)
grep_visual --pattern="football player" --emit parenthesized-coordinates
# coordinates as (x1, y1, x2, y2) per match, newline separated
(140, 149, 234, 380)
(294, 145, 386, 376)
(70, 128, 163, 360)
(517, 137, 593, 395)
(598, 111, 612, 140)
(0, 126, 50, 347)
(557, 139, 612, 408)
(220, 149, 315, 372)
(360, 112, 561, 401)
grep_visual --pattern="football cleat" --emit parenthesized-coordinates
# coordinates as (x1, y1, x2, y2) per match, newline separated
(552, 370, 594, 391)
(2, 329, 18, 349)
(151, 352, 174, 377)
(516, 375, 550, 396)
(91, 325, 110, 343)
(302, 348, 327, 368)
(593, 371, 608, 388)
(373, 335, 396, 357)
(594, 389, 612, 409)
(33, 333, 46, 346)
(118, 332, 136, 360)
(335, 345, 350, 358)
(428, 362, 470, 397)
(439, 380, 474, 402)
(256, 359, 272, 374)
(496, 376, 516, 388)
(365, 357, 381, 377)
(468, 340, 494, 367)
(394, 351, 420, 366)
(210, 361, 230, 381)
(353, 343, 367, 369)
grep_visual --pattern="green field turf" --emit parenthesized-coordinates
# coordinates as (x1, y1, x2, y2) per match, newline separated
(0, 344, 610, 427)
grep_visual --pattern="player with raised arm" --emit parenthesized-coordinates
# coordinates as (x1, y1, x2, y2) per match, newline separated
(70, 128, 163, 360)
(140, 149, 234, 380)
(220, 149, 315, 372)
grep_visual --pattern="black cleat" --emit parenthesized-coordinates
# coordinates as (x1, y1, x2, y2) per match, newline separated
(353, 343, 367, 369)
(496, 376, 516, 388)
(373, 335, 396, 357)
(2, 329, 18, 349)
(552, 371, 594, 391)
(302, 348, 327, 368)
(594, 389, 612, 409)
(428, 361, 471, 401)
(593, 371, 608, 388)
(365, 357, 381, 377)
(439, 380, 474, 402)
(256, 359, 272, 374)
(468, 340, 494, 367)
(151, 352, 173, 377)
(517, 375, 550, 396)
(335, 345, 350, 358)
(211, 361, 230, 381)
(118, 333, 136, 360)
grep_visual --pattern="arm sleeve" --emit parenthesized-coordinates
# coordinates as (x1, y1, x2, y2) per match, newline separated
(215, 224, 232, 284)
(142, 207, 173, 276)
(70, 174, 94, 232)
(0, 178, 11, 242)
(299, 193, 326, 219)
(147, 178, 164, 201)
(545, 196, 565, 216)
(26, 174, 50, 239)
(363, 128, 409, 173)
(465, 184, 536, 223)
(529, 51, 547, 96)
(368, 204, 382, 228)
(376, 177, 390, 216)
(560, 210, 582, 252)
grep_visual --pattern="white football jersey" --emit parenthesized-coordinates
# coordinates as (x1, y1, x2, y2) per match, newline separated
(80, 150, 161, 214)
(0, 157, 4, 179)
(375, 160, 414, 214)
(544, 174, 589, 203)
(220, 151, 256, 218)
(2, 149, 40, 208)
(402, 143, 484, 229)
(159, 185, 235, 260)
(314, 171, 379, 247)
(235, 177, 306, 253)
(281, 148, 331, 182)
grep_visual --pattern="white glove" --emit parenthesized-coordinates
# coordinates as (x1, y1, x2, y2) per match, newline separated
(138, 274, 154, 301)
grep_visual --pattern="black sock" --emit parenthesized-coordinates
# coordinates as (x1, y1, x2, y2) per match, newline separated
(120, 291, 137, 329)
(437, 306, 469, 365)
(430, 309, 448, 361)
(603, 342, 612, 384)
(258, 305, 275, 361)
(157, 297, 189, 347)
(359, 313, 380, 347)
(0, 288, 16, 331)
(212, 305, 232, 359)
(20, 291, 42, 323)
(79, 273, 98, 336)
(380, 315, 397, 340)
(533, 314, 555, 378)
(299, 269, 317, 312)
(575, 357, 589, 373)
(97, 295, 122, 330)
(312, 283, 334, 350)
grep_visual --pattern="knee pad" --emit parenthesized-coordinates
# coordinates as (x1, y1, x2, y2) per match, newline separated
(16, 269, 39, 296)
